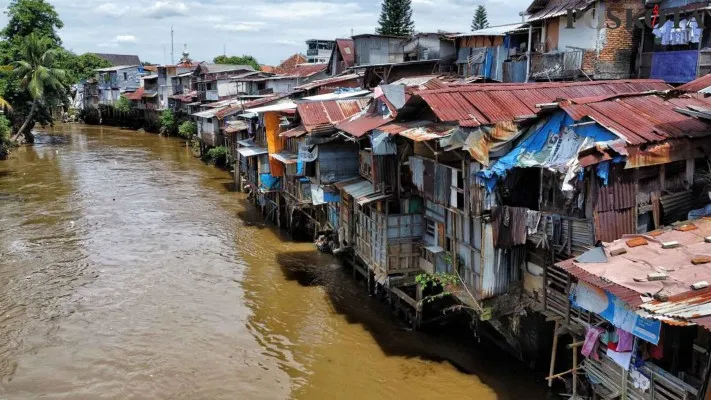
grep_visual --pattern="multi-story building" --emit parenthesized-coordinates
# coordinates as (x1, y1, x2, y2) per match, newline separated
(306, 39, 335, 63)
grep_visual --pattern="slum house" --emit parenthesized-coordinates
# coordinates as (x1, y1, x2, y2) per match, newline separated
(263, 64, 329, 94)
(271, 97, 371, 238)
(92, 65, 142, 105)
(292, 73, 362, 97)
(385, 79, 673, 359)
(525, 0, 645, 80)
(451, 23, 530, 82)
(353, 33, 456, 88)
(217, 94, 292, 188)
(636, 0, 711, 83)
(193, 63, 255, 102)
(327, 39, 355, 76)
(543, 219, 711, 399)
(230, 71, 276, 96)
(168, 71, 199, 113)
(155, 64, 197, 110)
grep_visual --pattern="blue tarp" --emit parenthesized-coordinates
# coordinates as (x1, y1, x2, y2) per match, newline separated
(650, 50, 699, 83)
(259, 173, 281, 191)
(477, 111, 618, 192)
(324, 191, 341, 203)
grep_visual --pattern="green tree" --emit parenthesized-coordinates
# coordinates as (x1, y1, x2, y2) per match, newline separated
(12, 33, 66, 141)
(54, 51, 112, 83)
(376, 0, 414, 36)
(471, 5, 490, 31)
(159, 109, 175, 133)
(1, 0, 63, 46)
(115, 94, 131, 113)
(178, 120, 196, 139)
(212, 55, 260, 70)
(0, 114, 13, 159)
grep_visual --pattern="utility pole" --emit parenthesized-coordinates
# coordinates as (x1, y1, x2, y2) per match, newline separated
(223, 44, 226, 57)
(171, 26, 175, 65)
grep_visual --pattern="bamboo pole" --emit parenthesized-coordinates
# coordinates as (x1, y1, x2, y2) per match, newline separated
(548, 320, 560, 388)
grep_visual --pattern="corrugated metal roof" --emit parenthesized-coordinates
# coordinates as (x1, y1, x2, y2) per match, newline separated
(377, 121, 457, 141)
(390, 75, 448, 90)
(676, 73, 711, 93)
(336, 39, 355, 66)
(302, 90, 371, 101)
(337, 178, 377, 200)
(560, 93, 711, 145)
(124, 88, 144, 101)
(294, 73, 361, 91)
(336, 110, 394, 138)
(169, 90, 197, 102)
(414, 80, 672, 127)
(224, 121, 248, 133)
(297, 98, 370, 133)
(450, 23, 528, 37)
(280, 125, 307, 138)
(557, 218, 711, 331)
(270, 151, 298, 164)
(237, 146, 268, 157)
(526, 0, 595, 22)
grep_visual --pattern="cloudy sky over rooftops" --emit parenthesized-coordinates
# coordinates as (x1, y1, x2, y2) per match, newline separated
(0, 0, 530, 66)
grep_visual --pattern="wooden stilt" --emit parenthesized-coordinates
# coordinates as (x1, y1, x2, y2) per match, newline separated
(548, 320, 560, 388)
(572, 338, 578, 397)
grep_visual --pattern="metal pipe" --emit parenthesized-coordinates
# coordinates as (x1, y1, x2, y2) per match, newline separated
(526, 23, 533, 83)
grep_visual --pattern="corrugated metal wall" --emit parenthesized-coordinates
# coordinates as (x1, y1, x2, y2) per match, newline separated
(593, 168, 637, 243)
(317, 143, 360, 184)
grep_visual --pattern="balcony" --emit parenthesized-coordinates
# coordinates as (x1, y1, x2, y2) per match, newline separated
(200, 89, 218, 101)
(529, 50, 583, 80)
(172, 84, 185, 95)
(284, 177, 312, 204)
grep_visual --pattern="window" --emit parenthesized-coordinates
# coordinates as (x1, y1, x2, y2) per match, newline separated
(207, 118, 213, 123)
(344, 47, 352, 55)
(123, 72, 127, 80)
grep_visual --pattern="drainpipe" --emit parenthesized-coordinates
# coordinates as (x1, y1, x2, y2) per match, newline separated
(526, 23, 533, 83)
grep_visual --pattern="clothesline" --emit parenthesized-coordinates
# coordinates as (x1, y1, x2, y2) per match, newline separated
(652, 18, 701, 46)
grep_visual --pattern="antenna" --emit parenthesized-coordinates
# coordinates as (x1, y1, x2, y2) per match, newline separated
(351, 28, 354, 37)
(171, 26, 175, 64)
(223, 44, 226, 56)
(163, 45, 166, 65)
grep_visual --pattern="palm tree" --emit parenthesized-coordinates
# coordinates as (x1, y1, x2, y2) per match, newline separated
(12, 33, 65, 142)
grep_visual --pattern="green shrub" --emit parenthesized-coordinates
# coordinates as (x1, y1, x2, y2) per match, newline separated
(205, 146, 228, 167)
(159, 109, 176, 133)
(177, 120, 197, 139)
(0, 115, 15, 158)
(115, 95, 131, 113)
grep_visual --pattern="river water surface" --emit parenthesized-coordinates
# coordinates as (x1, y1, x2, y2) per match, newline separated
(0, 124, 548, 399)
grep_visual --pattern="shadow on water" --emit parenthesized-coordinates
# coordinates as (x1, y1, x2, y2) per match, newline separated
(274, 250, 552, 400)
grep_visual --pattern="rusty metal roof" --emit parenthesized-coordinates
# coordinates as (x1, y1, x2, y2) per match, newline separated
(124, 87, 144, 101)
(676, 73, 711, 93)
(335, 107, 394, 138)
(294, 73, 361, 91)
(560, 93, 711, 145)
(297, 98, 370, 133)
(376, 121, 458, 141)
(414, 80, 671, 127)
(557, 218, 711, 330)
(526, 0, 595, 22)
(280, 125, 307, 138)
(336, 39, 355, 66)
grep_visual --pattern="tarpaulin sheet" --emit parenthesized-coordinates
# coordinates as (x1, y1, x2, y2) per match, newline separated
(259, 173, 281, 191)
(371, 131, 396, 155)
(298, 142, 318, 162)
(265, 112, 285, 177)
(650, 50, 699, 84)
(477, 111, 617, 192)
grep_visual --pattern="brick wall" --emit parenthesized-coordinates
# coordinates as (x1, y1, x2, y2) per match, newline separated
(595, 0, 644, 79)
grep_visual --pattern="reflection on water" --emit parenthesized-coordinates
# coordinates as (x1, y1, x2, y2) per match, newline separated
(0, 124, 548, 399)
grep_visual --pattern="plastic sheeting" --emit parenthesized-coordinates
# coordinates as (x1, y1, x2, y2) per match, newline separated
(297, 142, 319, 162)
(371, 131, 397, 155)
(264, 112, 286, 177)
(477, 111, 618, 192)
(259, 173, 281, 191)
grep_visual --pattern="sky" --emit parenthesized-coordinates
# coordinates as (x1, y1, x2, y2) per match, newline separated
(0, 0, 531, 66)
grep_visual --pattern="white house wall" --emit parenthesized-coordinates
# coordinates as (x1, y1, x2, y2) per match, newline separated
(557, 1, 604, 51)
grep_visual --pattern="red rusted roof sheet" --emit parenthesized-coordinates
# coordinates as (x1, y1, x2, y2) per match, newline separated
(124, 87, 144, 101)
(297, 98, 370, 133)
(414, 80, 671, 127)
(280, 125, 307, 138)
(560, 93, 711, 145)
(336, 39, 355, 67)
(676, 73, 711, 92)
(336, 112, 393, 137)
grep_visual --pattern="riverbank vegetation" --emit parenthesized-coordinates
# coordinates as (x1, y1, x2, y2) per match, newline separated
(0, 0, 105, 146)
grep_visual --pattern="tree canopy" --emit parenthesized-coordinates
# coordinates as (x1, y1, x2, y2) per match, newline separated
(471, 5, 490, 31)
(1, 0, 63, 46)
(213, 55, 260, 70)
(55, 51, 112, 83)
(376, 0, 415, 36)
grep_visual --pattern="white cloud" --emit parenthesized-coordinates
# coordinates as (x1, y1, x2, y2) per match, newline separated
(95, 3, 130, 17)
(214, 22, 266, 32)
(115, 35, 137, 43)
(253, 2, 364, 20)
(142, 1, 189, 19)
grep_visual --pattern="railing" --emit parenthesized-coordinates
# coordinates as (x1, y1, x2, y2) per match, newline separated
(530, 50, 583, 80)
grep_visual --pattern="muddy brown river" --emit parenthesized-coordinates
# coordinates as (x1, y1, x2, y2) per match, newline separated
(0, 124, 549, 399)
